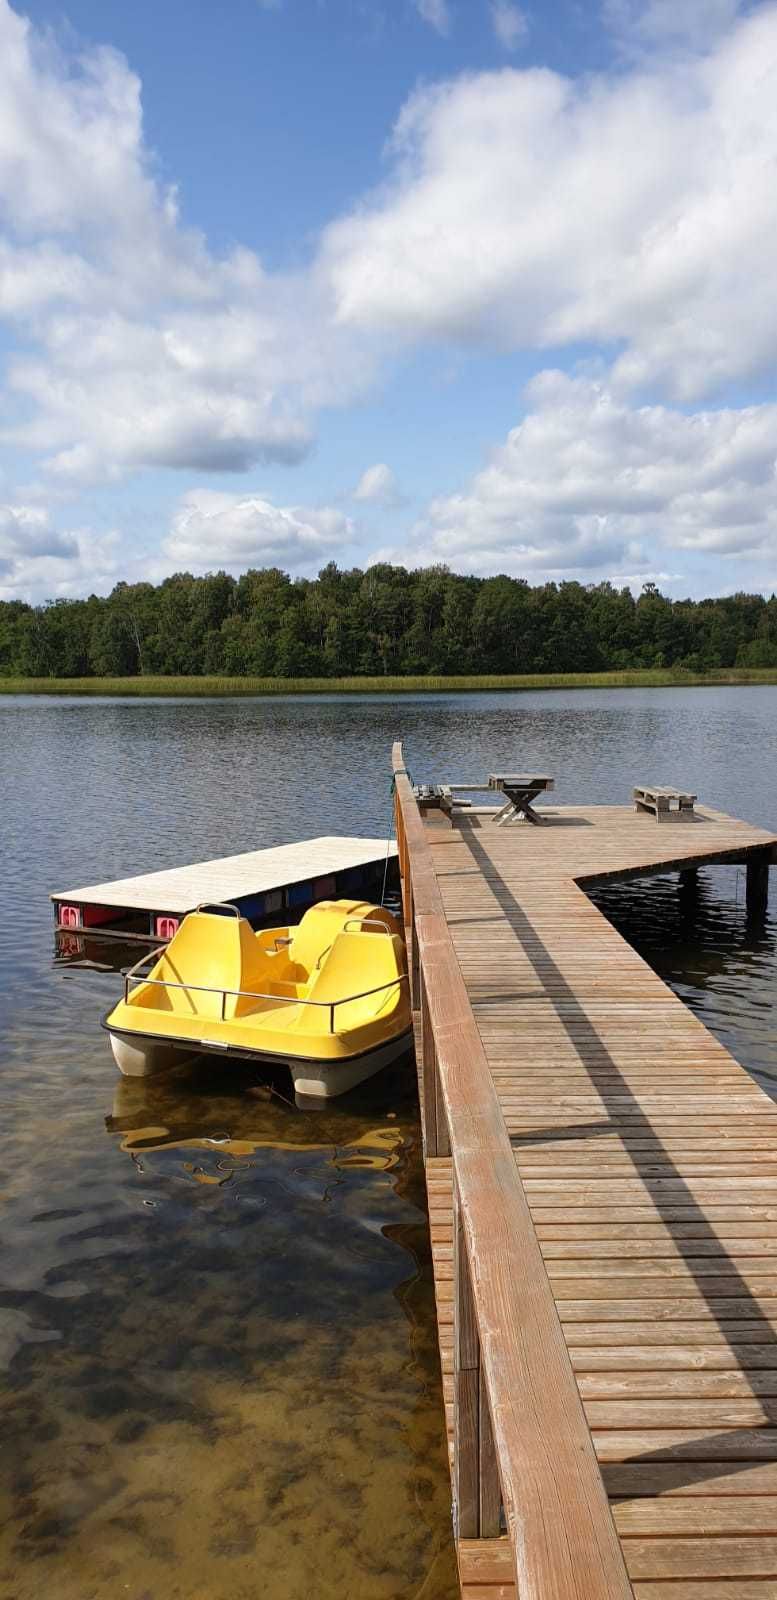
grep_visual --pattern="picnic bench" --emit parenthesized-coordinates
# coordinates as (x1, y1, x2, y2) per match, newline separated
(633, 782, 696, 820)
(414, 784, 472, 818)
(488, 772, 555, 825)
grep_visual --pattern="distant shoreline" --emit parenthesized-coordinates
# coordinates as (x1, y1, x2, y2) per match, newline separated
(3, 668, 777, 697)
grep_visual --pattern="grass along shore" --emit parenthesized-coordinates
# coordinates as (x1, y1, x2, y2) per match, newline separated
(2, 667, 777, 696)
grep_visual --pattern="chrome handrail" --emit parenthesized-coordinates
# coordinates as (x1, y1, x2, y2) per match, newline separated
(122, 966, 408, 1033)
(342, 917, 394, 935)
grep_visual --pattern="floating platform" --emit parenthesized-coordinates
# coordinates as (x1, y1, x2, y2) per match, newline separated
(52, 835, 397, 941)
(393, 750, 777, 1599)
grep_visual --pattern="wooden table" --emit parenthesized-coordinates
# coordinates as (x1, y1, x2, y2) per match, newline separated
(488, 772, 555, 825)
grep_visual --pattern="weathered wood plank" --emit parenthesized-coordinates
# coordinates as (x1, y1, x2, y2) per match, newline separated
(615, 1498, 777, 1535)
(603, 1461, 777, 1497)
(632, 1585, 777, 1599)
(624, 1535, 777, 1580)
(594, 1429, 777, 1461)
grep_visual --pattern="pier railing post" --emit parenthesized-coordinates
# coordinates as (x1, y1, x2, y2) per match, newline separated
(453, 1183, 501, 1540)
(410, 916, 420, 1010)
(420, 965, 450, 1159)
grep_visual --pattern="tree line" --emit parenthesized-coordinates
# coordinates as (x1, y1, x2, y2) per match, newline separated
(2, 564, 777, 678)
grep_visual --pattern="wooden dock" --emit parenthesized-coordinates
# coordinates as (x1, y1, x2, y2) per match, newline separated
(392, 744, 777, 1599)
(51, 835, 396, 939)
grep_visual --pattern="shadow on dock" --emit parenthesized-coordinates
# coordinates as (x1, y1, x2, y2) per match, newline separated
(462, 818, 777, 1495)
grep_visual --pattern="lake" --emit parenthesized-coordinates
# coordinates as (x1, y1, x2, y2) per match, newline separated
(1, 685, 776, 1600)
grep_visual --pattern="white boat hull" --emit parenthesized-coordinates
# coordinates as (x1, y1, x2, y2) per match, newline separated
(289, 1033, 411, 1103)
(108, 1025, 412, 1098)
(109, 1031, 188, 1078)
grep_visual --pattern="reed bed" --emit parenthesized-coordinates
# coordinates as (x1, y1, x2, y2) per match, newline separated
(3, 667, 777, 696)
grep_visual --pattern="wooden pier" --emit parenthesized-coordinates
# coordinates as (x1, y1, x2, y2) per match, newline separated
(392, 743, 777, 1599)
(51, 835, 396, 940)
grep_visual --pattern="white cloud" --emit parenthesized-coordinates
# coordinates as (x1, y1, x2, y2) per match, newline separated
(8, 309, 315, 479)
(0, 0, 376, 485)
(415, 0, 451, 35)
(603, 0, 743, 56)
(490, 1, 528, 49)
(407, 372, 777, 581)
(163, 488, 353, 574)
(0, 502, 120, 601)
(323, 6, 777, 401)
(353, 462, 401, 504)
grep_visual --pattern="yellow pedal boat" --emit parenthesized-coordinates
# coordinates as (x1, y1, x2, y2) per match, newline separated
(102, 899, 411, 1100)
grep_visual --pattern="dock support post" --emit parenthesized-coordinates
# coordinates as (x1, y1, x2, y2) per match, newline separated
(420, 968, 450, 1159)
(746, 850, 770, 919)
(453, 1187, 501, 1540)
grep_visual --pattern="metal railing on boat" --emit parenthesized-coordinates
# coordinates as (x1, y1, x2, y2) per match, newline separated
(122, 945, 407, 1034)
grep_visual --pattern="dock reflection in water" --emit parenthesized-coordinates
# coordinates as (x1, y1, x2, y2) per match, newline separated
(0, 1053, 457, 1600)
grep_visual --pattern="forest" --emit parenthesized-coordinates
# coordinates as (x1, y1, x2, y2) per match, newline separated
(1, 564, 777, 678)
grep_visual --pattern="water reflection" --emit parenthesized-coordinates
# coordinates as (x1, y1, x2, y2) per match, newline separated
(108, 1069, 404, 1172)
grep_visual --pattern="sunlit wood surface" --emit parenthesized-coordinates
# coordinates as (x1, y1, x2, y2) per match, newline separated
(422, 800, 777, 1597)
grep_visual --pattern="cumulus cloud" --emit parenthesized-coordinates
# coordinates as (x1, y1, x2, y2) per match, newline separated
(163, 488, 353, 573)
(8, 310, 314, 480)
(0, 502, 120, 601)
(409, 372, 777, 580)
(353, 462, 402, 504)
(415, 0, 451, 35)
(0, 0, 375, 484)
(323, 6, 777, 400)
(490, 1, 528, 49)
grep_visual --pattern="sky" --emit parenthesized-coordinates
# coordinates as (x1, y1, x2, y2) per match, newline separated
(1, 0, 777, 603)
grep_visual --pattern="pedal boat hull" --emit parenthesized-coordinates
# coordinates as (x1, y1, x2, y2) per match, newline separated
(103, 1016, 412, 1097)
(102, 900, 412, 1099)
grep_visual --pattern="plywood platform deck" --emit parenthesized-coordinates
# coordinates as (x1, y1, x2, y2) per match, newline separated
(52, 835, 396, 915)
(421, 802, 777, 1597)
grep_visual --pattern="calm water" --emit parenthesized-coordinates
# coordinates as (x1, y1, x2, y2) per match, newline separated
(1, 685, 777, 1600)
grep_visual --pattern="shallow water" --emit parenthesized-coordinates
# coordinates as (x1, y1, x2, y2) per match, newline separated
(1, 685, 776, 1599)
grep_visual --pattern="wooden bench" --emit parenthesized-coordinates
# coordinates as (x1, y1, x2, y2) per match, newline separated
(633, 782, 696, 820)
(414, 784, 471, 819)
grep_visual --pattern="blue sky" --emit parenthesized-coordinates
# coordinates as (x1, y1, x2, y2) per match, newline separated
(1, 0, 776, 601)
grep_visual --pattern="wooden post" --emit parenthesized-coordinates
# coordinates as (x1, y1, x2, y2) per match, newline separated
(420, 969, 450, 1159)
(478, 1365, 502, 1537)
(410, 917, 420, 1010)
(420, 966, 436, 1157)
(434, 1040, 450, 1159)
(453, 1188, 501, 1542)
(746, 850, 770, 918)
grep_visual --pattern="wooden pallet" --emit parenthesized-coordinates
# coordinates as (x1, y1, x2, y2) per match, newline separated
(633, 784, 697, 820)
